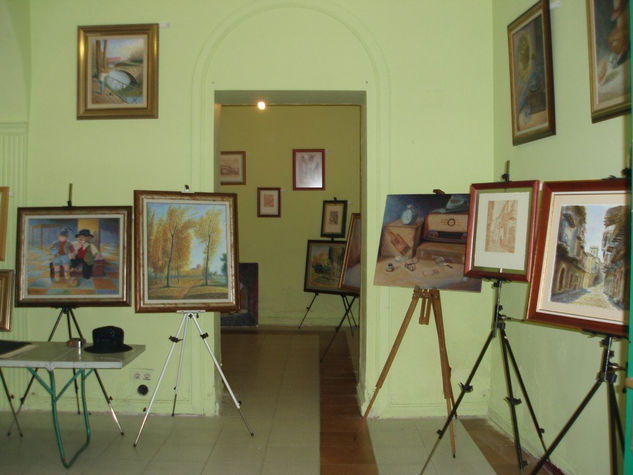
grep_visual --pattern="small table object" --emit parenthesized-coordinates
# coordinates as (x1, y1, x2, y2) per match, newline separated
(0, 341, 144, 468)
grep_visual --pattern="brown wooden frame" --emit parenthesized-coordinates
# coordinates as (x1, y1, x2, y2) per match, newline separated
(15, 206, 132, 307)
(586, 0, 631, 123)
(220, 151, 246, 186)
(527, 179, 629, 337)
(465, 180, 539, 281)
(0, 187, 9, 261)
(507, 0, 556, 145)
(0, 270, 13, 331)
(293, 149, 325, 190)
(304, 239, 348, 295)
(338, 213, 361, 294)
(257, 187, 281, 217)
(77, 24, 159, 119)
(134, 190, 240, 313)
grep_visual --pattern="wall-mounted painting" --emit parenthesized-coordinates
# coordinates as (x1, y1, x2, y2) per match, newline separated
(507, 0, 555, 145)
(338, 213, 361, 294)
(374, 194, 481, 292)
(527, 179, 630, 337)
(465, 181, 539, 281)
(257, 188, 281, 217)
(293, 149, 325, 190)
(134, 190, 239, 313)
(77, 24, 159, 119)
(304, 240, 347, 295)
(0, 270, 13, 331)
(220, 151, 246, 185)
(321, 200, 347, 238)
(15, 206, 132, 307)
(0, 187, 8, 261)
(586, 0, 631, 122)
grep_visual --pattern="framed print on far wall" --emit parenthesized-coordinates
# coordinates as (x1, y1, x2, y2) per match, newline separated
(321, 200, 348, 238)
(465, 181, 539, 281)
(304, 240, 347, 295)
(0, 187, 9, 261)
(507, 0, 555, 145)
(338, 213, 361, 294)
(15, 206, 132, 307)
(293, 149, 325, 190)
(586, 0, 631, 122)
(134, 190, 240, 313)
(527, 179, 630, 337)
(0, 270, 13, 331)
(258, 188, 281, 217)
(77, 24, 159, 119)
(220, 151, 246, 185)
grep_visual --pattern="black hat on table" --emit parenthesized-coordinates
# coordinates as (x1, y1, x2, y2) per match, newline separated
(85, 326, 132, 354)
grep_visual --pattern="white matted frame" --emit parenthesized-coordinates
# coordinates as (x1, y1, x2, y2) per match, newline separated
(465, 180, 539, 281)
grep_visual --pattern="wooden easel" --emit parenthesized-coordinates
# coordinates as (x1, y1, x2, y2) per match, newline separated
(362, 288, 457, 456)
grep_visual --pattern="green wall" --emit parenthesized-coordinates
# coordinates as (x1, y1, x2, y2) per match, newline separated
(219, 105, 361, 326)
(1, 0, 496, 420)
(490, 2, 629, 474)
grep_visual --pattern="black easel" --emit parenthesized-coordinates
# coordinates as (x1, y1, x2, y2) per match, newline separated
(298, 292, 357, 331)
(7, 306, 124, 436)
(420, 279, 548, 473)
(530, 335, 624, 475)
(320, 294, 358, 361)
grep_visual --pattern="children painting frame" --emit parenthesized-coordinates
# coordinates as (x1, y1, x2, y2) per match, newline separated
(15, 206, 132, 307)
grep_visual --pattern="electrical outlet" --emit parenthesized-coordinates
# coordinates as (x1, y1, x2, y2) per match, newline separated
(130, 368, 154, 382)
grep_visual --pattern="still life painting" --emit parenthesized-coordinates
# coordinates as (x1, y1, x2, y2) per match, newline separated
(77, 24, 158, 119)
(15, 207, 132, 306)
(374, 194, 481, 292)
(134, 191, 239, 313)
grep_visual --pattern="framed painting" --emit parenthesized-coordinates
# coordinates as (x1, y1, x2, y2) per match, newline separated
(527, 179, 630, 337)
(293, 149, 325, 190)
(374, 194, 481, 292)
(507, 0, 556, 145)
(257, 188, 281, 217)
(15, 206, 132, 307)
(0, 187, 8, 261)
(338, 213, 361, 294)
(77, 24, 159, 119)
(0, 270, 13, 331)
(220, 151, 246, 185)
(304, 240, 347, 295)
(321, 200, 347, 238)
(586, 0, 631, 122)
(465, 181, 539, 281)
(134, 190, 240, 313)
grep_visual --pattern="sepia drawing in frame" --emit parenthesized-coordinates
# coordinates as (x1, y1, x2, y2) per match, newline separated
(465, 180, 539, 281)
(293, 149, 325, 190)
(134, 190, 240, 313)
(507, 0, 556, 145)
(527, 179, 630, 337)
(220, 151, 246, 185)
(321, 200, 348, 238)
(77, 24, 159, 119)
(257, 188, 281, 217)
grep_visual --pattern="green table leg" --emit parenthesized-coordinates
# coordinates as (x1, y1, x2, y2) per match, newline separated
(28, 368, 94, 468)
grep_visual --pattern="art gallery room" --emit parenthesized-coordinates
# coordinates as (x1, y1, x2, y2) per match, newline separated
(2, 0, 633, 474)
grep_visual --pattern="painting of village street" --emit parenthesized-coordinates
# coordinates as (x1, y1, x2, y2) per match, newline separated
(144, 201, 232, 304)
(550, 204, 629, 315)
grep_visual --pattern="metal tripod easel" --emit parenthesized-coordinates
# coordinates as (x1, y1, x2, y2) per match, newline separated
(320, 294, 358, 362)
(298, 292, 358, 331)
(134, 311, 254, 447)
(7, 305, 123, 436)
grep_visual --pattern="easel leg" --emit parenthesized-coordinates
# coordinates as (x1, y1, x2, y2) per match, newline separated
(320, 299, 354, 362)
(172, 314, 190, 416)
(298, 293, 319, 329)
(341, 296, 354, 336)
(68, 309, 123, 435)
(189, 315, 254, 437)
(363, 289, 422, 419)
(1, 369, 23, 437)
(8, 308, 65, 436)
(134, 313, 188, 447)
(65, 309, 81, 415)
(343, 295, 358, 328)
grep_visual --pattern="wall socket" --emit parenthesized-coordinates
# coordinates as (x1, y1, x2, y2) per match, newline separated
(131, 368, 154, 382)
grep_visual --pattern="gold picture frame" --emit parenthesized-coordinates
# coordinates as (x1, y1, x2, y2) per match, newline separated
(77, 24, 159, 119)
(0, 270, 14, 331)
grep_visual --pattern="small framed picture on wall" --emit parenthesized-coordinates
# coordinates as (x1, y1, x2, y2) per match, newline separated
(220, 151, 246, 185)
(321, 200, 347, 238)
(257, 188, 281, 217)
(293, 149, 325, 190)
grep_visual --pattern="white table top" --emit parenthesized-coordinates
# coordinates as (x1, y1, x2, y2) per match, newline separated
(0, 342, 145, 371)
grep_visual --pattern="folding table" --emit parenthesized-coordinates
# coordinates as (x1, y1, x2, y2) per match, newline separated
(0, 341, 144, 468)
